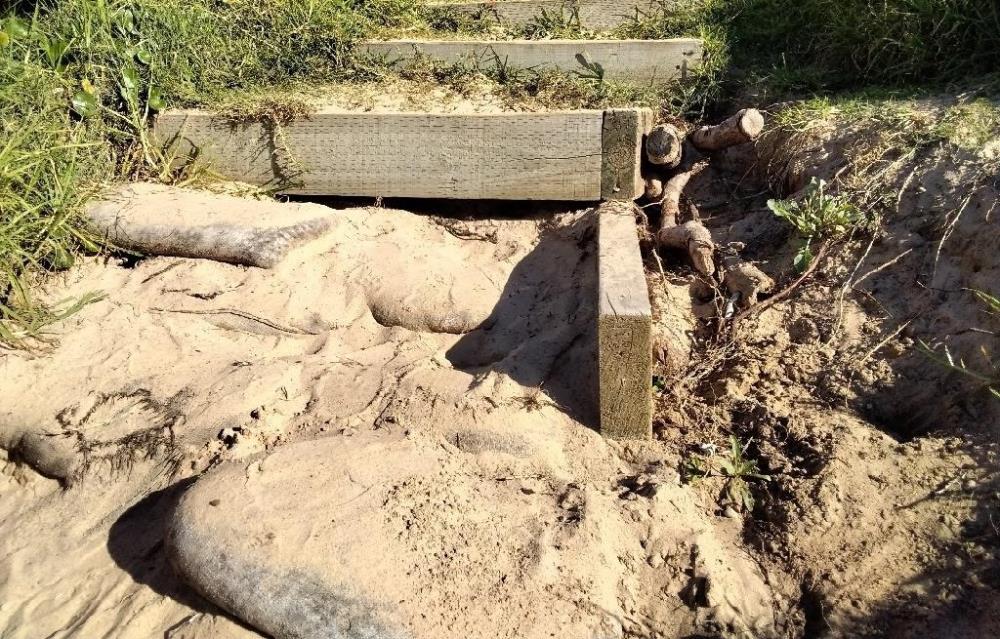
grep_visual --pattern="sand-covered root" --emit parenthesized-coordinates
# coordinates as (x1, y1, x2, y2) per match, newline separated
(0, 187, 787, 639)
(87, 183, 338, 268)
(168, 430, 779, 639)
(0, 190, 594, 486)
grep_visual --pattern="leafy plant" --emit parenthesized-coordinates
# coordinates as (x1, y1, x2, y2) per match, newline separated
(523, 7, 587, 40)
(768, 177, 863, 271)
(683, 436, 770, 512)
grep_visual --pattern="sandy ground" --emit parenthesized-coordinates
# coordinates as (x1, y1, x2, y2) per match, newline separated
(2, 105, 999, 638)
(0, 194, 774, 638)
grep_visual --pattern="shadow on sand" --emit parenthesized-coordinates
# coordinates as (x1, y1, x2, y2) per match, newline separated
(106, 478, 255, 637)
(445, 212, 601, 430)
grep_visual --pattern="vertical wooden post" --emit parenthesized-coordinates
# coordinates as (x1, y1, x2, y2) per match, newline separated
(601, 108, 652, 201)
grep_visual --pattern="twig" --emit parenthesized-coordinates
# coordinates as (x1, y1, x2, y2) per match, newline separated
(149, 307, 318, 335)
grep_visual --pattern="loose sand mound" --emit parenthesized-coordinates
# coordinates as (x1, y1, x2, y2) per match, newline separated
(168, 431, 772, 639)
(0, 189, 775, 638)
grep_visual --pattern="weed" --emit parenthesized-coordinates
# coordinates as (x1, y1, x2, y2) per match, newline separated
(768, 177, 864, 271)
(683, 436, 769, 511)
(522, 7, 590, 40)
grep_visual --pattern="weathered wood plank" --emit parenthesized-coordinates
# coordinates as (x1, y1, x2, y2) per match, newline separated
(430, 0, 664, 31)
(597, 201, 652, 439)
(154, 109, 648, 200)
(156, 110, 606, 200)
(360, 39, 703, 84)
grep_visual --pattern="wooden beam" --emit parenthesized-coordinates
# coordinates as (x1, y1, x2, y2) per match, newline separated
(597, 201, 652, 439)
(601, 108, 652, 200)
(154, 108, 650, 201)
(429, 0, 664, 31)
(359, 39, 702, 85)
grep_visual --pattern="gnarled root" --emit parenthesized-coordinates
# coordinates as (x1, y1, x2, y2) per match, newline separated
(660, 170, 695, 226)
(720, 253, 774, 305)
(657, 221, 715, 277)
(689, 108, 765, 152)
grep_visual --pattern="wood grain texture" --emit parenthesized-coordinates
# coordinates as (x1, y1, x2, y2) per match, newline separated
(430, 0, 665, 31)
(154, 110, 611, 200)
(360, 39, 703, 84)
(597, 201, 652, 439)
(601, 108, 652, 200)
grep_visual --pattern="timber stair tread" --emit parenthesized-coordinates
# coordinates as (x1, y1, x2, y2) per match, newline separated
(424, 0, 673, 32)
(357, 38, 703, 85)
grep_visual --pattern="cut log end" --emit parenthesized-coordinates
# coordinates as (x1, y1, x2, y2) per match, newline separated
(645, 123, 682, 167)
(738, 108, 765, 140)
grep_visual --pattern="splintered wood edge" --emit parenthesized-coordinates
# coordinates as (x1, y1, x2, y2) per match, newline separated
(601, 108, 653, 201)
(597, 201, 652, 439)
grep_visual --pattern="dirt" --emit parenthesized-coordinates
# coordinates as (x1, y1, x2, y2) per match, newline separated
(1, 106, 998, 639)
(646, 108, 1000, 637)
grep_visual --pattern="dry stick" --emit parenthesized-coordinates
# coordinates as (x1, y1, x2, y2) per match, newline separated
(689, 108, 765, 152)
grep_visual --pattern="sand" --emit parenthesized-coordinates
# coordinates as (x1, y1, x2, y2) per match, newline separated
(0, 188, 774, 638)
(3, 98, 998, 639)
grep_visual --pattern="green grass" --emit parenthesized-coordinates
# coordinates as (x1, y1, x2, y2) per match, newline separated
(0, 0, 421, 346)
(621, 0, 1000, 92)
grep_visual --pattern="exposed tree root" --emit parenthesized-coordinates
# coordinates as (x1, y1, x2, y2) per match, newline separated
(689, 108, 765, 152)
(657, 221, 716, 277)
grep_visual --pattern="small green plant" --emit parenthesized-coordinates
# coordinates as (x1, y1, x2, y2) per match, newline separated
(683, 436, 770, 512)
(652, 375, 668, 394)
(523, 7, 587, 40)
(573, 51, 605, 83)
(918, 289, 1000, 399)
(767, 177, 863, 271)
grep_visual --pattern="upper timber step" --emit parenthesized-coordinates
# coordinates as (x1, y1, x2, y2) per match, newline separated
(154, 108, 652, 201)
(360, 38, 702, 85)
(429, 0, 664, 31)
